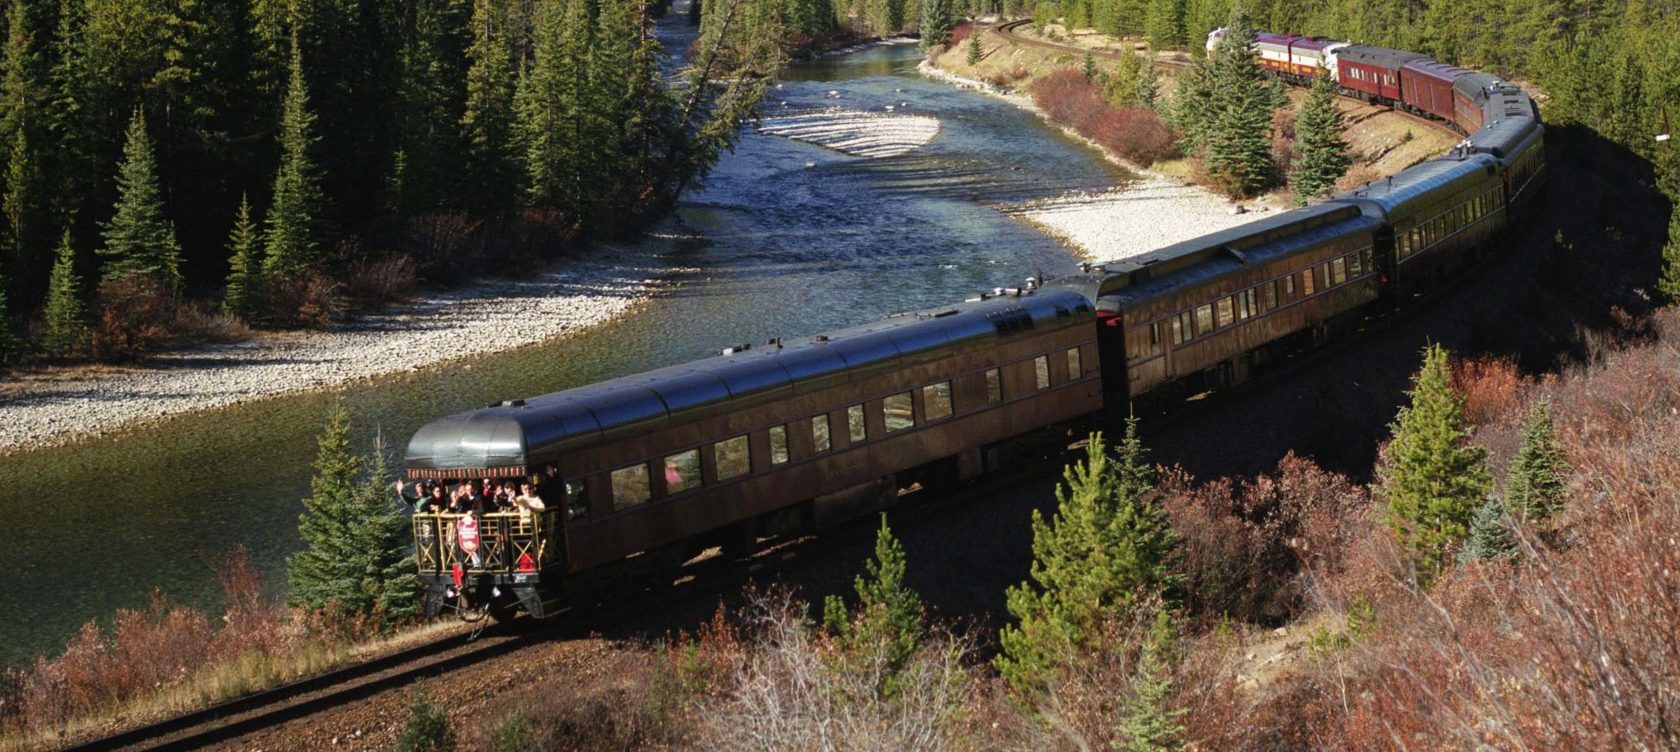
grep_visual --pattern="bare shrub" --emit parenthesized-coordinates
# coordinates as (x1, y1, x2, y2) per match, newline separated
(265, 271, 345, 330)
(89, 277, 174, 360)
(404, 212, 485, 280)
(1032, 68, 1176, 165)
(2, 548, 303, 742)
(169, 298, 251, 345)
(984, 65, 1030, 89)
(691, 589, 979, 752)
(1161, 454, 1367, 626)
(1450, 354, 1525, 426)
(345, 254, 417, 306)
(463, 650, 684, 752)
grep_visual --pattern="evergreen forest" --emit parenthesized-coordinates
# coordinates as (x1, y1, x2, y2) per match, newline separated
(0, 0, 782, 358)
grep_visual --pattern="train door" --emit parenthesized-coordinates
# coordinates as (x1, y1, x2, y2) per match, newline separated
(1095, 309, 1130, 404)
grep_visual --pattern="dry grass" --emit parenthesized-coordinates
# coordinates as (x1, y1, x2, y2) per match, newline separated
(0, 549, 455, 752)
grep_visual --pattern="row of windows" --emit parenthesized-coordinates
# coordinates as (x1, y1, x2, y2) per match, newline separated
(1128, 248, 1374, 359)
(1345, 67, 1396, 87)
(1398, 186, 1503, 260)
(601, 349, 1085, 514)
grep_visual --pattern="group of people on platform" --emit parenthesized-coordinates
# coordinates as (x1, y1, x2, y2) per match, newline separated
(396, 477, 547, 519)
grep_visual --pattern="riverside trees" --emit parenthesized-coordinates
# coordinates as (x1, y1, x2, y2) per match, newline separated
(1288, 74, 1351, 204)
(0, 0, 771, 366)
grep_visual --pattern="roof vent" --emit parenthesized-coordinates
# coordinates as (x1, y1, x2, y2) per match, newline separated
(766, 337, 783, 349)
(721, 343, 752, 355)
(813, 334, 830, 343)
(496, 398, 526, 408)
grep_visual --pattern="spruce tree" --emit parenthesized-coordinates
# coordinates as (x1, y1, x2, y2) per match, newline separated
(461, 0, 519, 217)
(997, 420, 1177, 695)
(1289, 73, 1352, 204)
(264, 41, 326, 280)
(1118, 608, 1186, 752)
(966, 29, 982, 66)
(1200, 10, 1277, 198)
(1082, 51, 1097, 82)
(1145, 0, 1184, 49)
(920, 0, 954, 53)
(1378, 344, 1492, 582)
(1504, 399, 1569, 523)
(40, 230, 89, 357)
(1, 0, 53, 301)
(99, 110, 184, 290)
(1138, 60, 1160, 111)
(823, 514, 925, 690)
(288, 403, 419, 629)
(393, 0, 471, 218)
(517, 0, 594, 219)
(1660, 212, 1680, 303)
(222, 195, 264, 322)
(0, 268, 22, 365)
(1462, 494, 1517, 561)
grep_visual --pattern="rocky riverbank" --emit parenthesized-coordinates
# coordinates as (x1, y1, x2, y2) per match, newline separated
(0, 232, 689, 455)
(918, 59, 1256, 260)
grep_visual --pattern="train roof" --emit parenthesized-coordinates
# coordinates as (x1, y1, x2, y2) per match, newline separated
(1255, 33, 1334, 52)
(1046, 203, 1376, 307)
(1466, 115, 1541, 161)
(1401, 58, 1472, 85)
(403, 288, 1095, 477)
(1329, 153, 1501, 222)
(1335, 44, 1426, 70)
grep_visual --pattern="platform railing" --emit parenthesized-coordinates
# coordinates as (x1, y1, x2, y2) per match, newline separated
(413, 510, 560, 575)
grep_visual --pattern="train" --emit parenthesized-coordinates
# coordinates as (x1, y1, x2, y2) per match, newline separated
(401, 30, 1545, 621)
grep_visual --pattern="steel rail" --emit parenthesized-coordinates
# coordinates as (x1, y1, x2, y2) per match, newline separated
(62, 629, 535, 751)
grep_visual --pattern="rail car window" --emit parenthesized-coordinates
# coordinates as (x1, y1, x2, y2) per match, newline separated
(848, 404, 867, 443)
(1066, 349, 1082, 380)
(1148, 322, 1163, 354)
(665, 450, 701, 495)
(1283, 274, 1296, 298)
(611, 464, 650, 510)
(1349, 251, 1364, 277)
(1034, 356, 1050, 390)
(924, 382, 953, 420)
(769, 425, 789, 465)
(564, 479, 589, 521)
(986, 368, 1002, 403)
(1194, 304, 1214, 334)
(715, 435, 750, 480)
(884, 392, 915, 432)
(1300, 269, 1316, 296)
(1237, 289, 1252, 320)
(1216, 297, 1235, 328)
(1330, 258, 1347, 285)
(1170, 312, 1189, 345)
(812, 415, 832, 453)
(1261, 280, 1278, 311)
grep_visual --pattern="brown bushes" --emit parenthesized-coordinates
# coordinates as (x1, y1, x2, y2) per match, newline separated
(983, 65, 1030, 89)
(88, 278, 248, 360)
(1, 548, 301, 743)
(345, 254, 417, 305)
(947, 22, 973, 45)
(263, 271, 346, 330)
(1161, 454, 1367, 626)
(1032, 68, 1176, 165)
(1450, 354, 1526, 426)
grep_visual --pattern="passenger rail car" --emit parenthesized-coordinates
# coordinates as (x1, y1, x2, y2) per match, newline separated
(405, 290, 1101, 618)
(404, 30, 1547, 622)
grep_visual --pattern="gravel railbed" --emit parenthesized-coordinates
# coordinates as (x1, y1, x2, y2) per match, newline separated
(0, 232, 689, 455)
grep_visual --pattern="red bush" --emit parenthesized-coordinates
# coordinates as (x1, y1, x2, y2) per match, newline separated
(947, 22, 973, 46)
(1031, 68, 1176, 165)
(1450, 354, 1525, 426)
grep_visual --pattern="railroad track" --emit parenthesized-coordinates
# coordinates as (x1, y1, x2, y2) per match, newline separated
(986, 19, 1460, 139)
(65, 628, 538, 751)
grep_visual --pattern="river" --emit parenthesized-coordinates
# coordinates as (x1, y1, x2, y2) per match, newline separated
(0, 35, 1134, 667)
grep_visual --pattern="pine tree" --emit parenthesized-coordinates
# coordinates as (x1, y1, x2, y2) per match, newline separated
(823, 514, 925, 691)
(393, 0, 471, 218)
(1289, 73, 1352, 204)
(920, 0, 954, 53)
(1117, 608, 1186, 751)
(997, 420, 1177, 695)
(40, 230, 89, 357)
(461, 0, 519, 217)
(1, 0, 54, 302)
(1082, 51, 1098, 82)
(99, 110, 184, 290)
(517, 0, 595, 220)
(1145, 0, 1184, 49)
(1660, 211, 1680, 303)
(288, 402, 419, 629)
(222, 195, 264, 322)
(0, 267, 22, 365)
(1138, 60, 1160, 111)
(1504, 399, 1570, 523)
(1462, 494, 1517, 561)
(1105, 47, 1145, 107)
(966, 29, 982, 66)
(1378, 344, 1492, 582)
(1199, 10, 1277, 198)
(264, 41, 326, 279)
